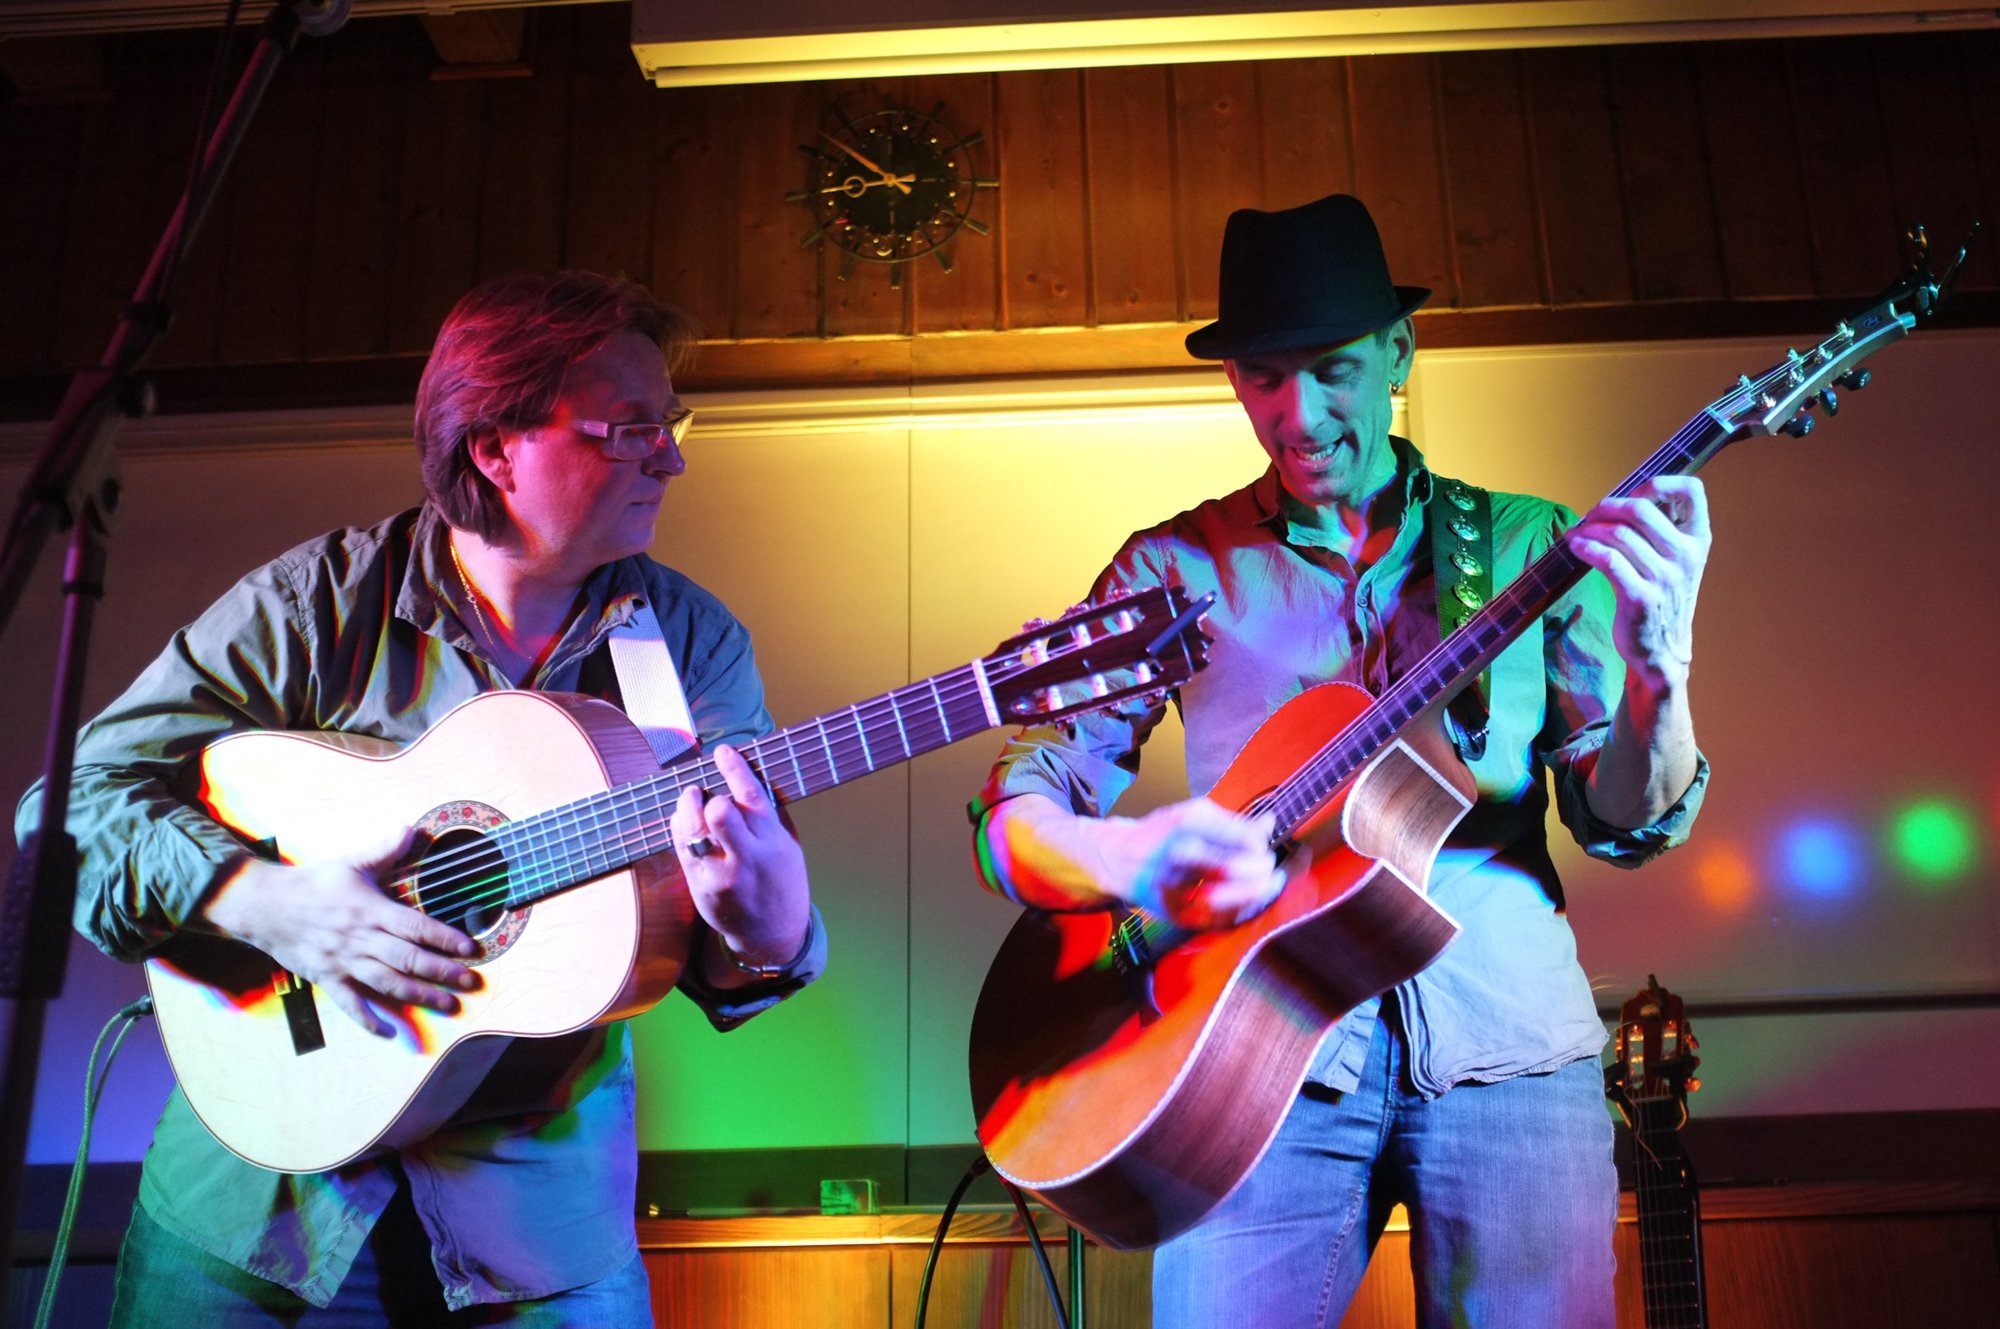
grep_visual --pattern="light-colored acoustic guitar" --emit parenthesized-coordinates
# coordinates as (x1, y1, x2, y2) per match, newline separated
(971, 271, 1953, 1251)
(151, 586, 1213, 1174)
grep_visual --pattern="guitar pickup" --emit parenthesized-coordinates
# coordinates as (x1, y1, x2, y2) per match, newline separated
(281, 972, 325, 1055)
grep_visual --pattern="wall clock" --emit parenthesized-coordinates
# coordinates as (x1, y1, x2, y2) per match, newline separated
(790, 102, 998, 287)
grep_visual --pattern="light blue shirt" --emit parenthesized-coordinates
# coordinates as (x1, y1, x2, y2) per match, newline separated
(974, 443, 1705, 1098)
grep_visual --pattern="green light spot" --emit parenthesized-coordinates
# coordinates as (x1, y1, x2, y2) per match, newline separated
(1888, 801, 1979, 886)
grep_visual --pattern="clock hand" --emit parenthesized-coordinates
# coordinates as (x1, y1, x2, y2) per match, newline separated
(821, 174, 916, 197)
(822, 133, 913, 195)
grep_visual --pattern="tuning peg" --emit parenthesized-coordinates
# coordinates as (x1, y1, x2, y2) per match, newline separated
(1019, 616, 1050, 632)
(1835, 368, 1871, 392)
(1817, 388, 1839, 416)
(1782, 413, 1815, 438)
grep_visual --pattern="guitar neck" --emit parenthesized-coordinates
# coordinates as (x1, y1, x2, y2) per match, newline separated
(495, 664, 998, 907)
(1632, 1099, 1709, 1329)
(1263, 403, 1737, 840)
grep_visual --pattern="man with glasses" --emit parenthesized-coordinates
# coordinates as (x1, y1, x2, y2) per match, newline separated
(23, 271, 821, 1325)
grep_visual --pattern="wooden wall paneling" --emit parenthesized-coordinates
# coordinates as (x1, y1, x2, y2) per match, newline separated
(884, 1242, 1070, 1329)
(1603, 44, 1726, 304)
(1254, 57, 1355, 211)
(887, 1241, 1152, 1328)
(995, 68, 1090, 329)
(1870, 34, 1995, 295)
(1693, 40, 1818, 301)
(1434, 49, 1544, 309)
(215, 35, 326, 365)
(650, 85, 736, 337)
(1519, 47, 1631, 308)
(0, 99, 81, 370)
(51, 46, 188, 372)
(146, 37, 232, 373)
(1347, 54, 1454, 308)
(728, 80, 822, 339)
(386, 69, 484, 356)
(1171, 61, 1263, 321)
(304, 22, 412, 361)
(1696, 1214, 2000, 1328)
(907, 71, 1000, 334)
(1959, 35, 2000, 295)
(1336, 1229, 1418, 1328)
(813, 78, 910, 338)
(1082, 64, 1178, 326)
(476, 9, 572, 280)
(560, 3, 657, 283)
(644, 1246, 889, 1328)
(1783, 37, 1901, 300)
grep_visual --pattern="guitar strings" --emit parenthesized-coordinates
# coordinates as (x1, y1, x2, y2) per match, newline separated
(1260, 364, 1782, 841)
(389, 670, 1003, 918)
(376, 622, 1180, 920)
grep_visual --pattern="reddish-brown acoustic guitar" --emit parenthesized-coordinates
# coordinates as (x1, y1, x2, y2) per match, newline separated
(149, 586, 1212, 1174)
(971, 275, 1947, 1251)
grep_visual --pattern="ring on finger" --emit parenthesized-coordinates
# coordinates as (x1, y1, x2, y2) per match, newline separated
(687, 836, 719, 860)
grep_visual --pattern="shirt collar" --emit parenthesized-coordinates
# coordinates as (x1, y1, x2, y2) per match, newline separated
(397, 503, 649, 652)
(1251, 435, 1436, 541)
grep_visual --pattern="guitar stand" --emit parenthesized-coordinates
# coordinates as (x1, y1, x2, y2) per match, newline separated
(914, 1150, 1080, 1329)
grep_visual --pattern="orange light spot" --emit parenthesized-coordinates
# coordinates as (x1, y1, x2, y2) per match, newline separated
(1694, 845, 1754, 912)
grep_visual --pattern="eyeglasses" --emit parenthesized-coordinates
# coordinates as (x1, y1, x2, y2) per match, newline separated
(570, 406, 694, 462)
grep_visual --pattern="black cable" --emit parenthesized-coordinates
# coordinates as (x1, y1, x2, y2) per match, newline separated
(1002, 1178, 1072, 1329)
(913, 1151, 989, 1329)
(32, 994, 153, 1329)
(162, 0, 247, 296)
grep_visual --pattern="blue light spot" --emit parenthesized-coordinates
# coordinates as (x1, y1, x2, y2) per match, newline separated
(1777, 819, 1864, 898)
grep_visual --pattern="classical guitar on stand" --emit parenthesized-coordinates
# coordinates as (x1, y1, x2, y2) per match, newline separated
(151, 586, 1214, 1174)
(1606, 976, 1710, 1329)
(969, 229, 1977, 1252)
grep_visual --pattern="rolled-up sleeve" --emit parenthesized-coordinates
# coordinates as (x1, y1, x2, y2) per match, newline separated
(1531, 501, 1709, 869)
(965, 544, 1175, 857)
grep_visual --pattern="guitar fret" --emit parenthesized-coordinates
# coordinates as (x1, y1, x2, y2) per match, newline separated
(851, 703, 875, 771)
(928, 675, 953, 742)
(885, 687, 913, 758)
(782, 730, 806, 801)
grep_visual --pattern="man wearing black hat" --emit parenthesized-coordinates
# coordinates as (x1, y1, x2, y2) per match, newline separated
(970, 193, 1709, 1326)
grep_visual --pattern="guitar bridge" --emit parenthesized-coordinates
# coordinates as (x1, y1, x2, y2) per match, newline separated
(281, 972, 325, 1055)
(1109, 912, 1155, 976)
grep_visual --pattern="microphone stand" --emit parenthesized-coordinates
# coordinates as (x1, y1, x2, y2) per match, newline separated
(0, 0, 349, 1264)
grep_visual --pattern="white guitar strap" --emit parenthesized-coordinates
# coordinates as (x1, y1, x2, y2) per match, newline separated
(606, 598, 698, 766)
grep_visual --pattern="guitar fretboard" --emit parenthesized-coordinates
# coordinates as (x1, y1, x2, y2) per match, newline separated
(1259, 387, 1742, 843)
(1632, 1098, 1709, 1329)
(494, 665, 996, 906)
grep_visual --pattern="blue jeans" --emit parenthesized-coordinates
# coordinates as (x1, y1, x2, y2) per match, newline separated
(1152, 1010, 1616, 1329)
(109, 1193, 652, 1328)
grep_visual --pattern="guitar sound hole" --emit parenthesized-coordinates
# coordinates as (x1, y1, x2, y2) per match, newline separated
(411, 826, 512, 938)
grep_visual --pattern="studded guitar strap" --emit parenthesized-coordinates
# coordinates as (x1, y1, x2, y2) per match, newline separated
(1429, 474, 1494, 762)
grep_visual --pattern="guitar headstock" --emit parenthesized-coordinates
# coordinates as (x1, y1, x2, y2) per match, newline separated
(1605, 974, 1701, 1127)
(1708, 221, 1980, 446)
(986, 585, 1214, 726)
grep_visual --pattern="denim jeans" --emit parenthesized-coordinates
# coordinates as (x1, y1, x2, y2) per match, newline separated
(109, 1190, 652, 1328)
(1152, 1008, 1616, 1329)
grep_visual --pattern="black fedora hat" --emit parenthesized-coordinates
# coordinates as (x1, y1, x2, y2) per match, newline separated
(1185, 194, 1430, 361)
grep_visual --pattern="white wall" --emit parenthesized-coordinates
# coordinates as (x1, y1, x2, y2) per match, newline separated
(5, 325, 1994, 1165)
